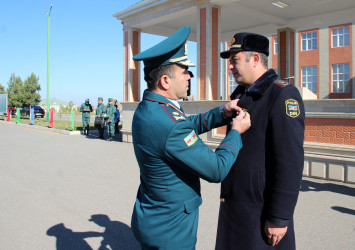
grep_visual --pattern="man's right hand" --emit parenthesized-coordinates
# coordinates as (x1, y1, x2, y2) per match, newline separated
(264, 220, 288, 246)
(231, 110, 251, 134)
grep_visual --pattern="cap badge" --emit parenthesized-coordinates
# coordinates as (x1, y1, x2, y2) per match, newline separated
(231, 44, 241, 48)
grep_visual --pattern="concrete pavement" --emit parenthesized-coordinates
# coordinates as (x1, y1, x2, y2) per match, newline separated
(0, 122, 354, 249)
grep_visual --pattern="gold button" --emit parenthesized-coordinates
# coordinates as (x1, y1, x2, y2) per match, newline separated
(220, 198, 225, 203)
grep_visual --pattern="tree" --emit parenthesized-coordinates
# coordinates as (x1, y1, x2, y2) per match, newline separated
(0, 83, 5, 94)
(22, 73, 41, 107)
(69, 101, 74, 110)
(6, 73, 41, 107)
(6, 73, 24, 107)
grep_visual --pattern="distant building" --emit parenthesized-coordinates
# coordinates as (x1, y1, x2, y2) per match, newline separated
(39, 99, 77, 112)
(114, 0, 354, 101)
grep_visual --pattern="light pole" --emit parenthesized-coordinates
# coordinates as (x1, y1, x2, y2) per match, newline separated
(45, 4, 53, 122)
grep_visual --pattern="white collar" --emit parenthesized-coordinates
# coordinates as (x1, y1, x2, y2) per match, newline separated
(168, 99, 180, 109)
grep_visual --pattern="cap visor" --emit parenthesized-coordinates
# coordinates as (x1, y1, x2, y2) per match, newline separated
(220, 48, 242, 59)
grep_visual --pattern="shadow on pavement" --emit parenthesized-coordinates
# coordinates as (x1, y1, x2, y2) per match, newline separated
(81, 131, 123, 142)
(331, 206, 355, 216)
(47, 223, 101, 250)
(47, 214, 140, 250)
(300, 179, 355, 197)
(88, 214, 140, 250)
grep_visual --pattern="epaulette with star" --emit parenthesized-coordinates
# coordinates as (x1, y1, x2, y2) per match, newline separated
(273, 79, 289, 88)
(162, 103, 186, 123)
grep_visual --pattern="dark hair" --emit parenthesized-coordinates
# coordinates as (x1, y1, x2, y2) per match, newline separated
(144, 64, 175, 90)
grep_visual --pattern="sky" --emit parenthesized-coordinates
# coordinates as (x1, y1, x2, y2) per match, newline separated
(0, 0, 197, 107)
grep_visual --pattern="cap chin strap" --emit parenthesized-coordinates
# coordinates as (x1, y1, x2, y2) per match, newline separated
(169, 55, 187, 63)
(179, 59, 195, 67)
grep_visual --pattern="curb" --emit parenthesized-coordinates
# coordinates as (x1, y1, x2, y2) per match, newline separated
(0, 120, 82, 135)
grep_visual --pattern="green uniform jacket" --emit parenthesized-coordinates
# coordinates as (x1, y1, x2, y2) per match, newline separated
(80, 103, 92, 118)
(96, 103, 107, 116)
(131, 90, 243, 249)
(106, 104, 116, 122)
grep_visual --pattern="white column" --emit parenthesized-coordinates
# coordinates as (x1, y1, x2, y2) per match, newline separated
(123, 27, 140, 102)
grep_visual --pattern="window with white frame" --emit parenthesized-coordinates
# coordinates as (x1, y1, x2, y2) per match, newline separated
(229, 73, 238, 95)
(332, 63, 350, 93)
(301, 66, 317, 93)
(274, 37, 278, 54)
(332, 26, 350, 47)
(301, 32, 317, 51)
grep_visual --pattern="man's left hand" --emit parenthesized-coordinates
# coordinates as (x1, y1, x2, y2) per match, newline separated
(264, 220, 288, 246)
(223, 99, 241, 118)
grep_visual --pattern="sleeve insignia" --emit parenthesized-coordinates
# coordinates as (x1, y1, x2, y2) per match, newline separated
(285, 99, 300, 118)
(184, 130, 198, 147)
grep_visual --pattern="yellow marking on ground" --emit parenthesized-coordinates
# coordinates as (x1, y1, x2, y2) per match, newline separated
(1, 123, 68, 136)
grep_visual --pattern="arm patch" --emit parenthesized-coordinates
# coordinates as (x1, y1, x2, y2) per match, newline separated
(285, 99, 300, 118)
(184, 130, 198, 147)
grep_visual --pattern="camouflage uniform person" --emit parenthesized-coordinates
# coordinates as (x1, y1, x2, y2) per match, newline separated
(96, 97, 107, 139)
(106, 98, 116, 141)
(80, 98, 93, 135)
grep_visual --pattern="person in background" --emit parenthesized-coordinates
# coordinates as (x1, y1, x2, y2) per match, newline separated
(96, 97, 106, 139)
(215, 32, 305, 250)
(183, 71, 193, 101)
(130, 26, 251, 249)
(114, 100, 121, 134)
(105, 98, 116, 141)
(80, 98, 93, 135)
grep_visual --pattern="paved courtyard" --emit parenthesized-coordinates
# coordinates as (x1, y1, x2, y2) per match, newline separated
(0, 121, 354, 249)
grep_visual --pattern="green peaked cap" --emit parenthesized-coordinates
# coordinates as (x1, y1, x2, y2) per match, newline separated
(133, 26, 195, 69)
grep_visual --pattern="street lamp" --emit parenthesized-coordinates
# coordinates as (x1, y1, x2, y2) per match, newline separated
(45, 4, 53, 122)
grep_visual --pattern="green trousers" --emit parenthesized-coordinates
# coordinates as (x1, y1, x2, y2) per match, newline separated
(107, 122, 115, 136)
(82, 117, 90, 131)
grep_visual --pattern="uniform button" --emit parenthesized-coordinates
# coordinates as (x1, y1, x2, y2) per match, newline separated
(220, 198, 225, 203)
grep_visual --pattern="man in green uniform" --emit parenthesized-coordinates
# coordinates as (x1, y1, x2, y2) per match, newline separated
(96, 97, 106, 139)
(80, 98, 92, 135)
(105, 98, 116, 141)
(131, 26, 251, 249)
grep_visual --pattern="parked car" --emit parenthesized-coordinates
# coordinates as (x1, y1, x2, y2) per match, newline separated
(21, 105, 45, 118)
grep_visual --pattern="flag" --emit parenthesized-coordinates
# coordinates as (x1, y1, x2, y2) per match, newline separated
(30, 107, 35, 125)
(16, 108, 21, 123)
(71, 110, 75, 131)
(49, 109, 54, 128)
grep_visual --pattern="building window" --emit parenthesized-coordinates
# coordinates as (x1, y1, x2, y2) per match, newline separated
(301, 66, 317, 93)
(301, 32, 317, 51)
(274, 37, 278, 54)
(229, 73, 238, 94)
(332, 26, 350, 47)
(332, 63, 350, 93)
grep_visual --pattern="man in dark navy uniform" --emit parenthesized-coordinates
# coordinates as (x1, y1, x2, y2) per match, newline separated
(131, 26, 251, 249)
(216, 32, 305, 249)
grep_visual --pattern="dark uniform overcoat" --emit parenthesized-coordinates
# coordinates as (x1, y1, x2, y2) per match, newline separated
(132, 90, 244, 249)
(216, 69, 305, 250)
